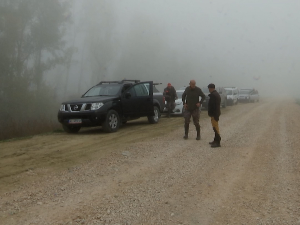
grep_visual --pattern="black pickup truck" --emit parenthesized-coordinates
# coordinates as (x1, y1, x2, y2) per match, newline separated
(57, 80, 165, 133)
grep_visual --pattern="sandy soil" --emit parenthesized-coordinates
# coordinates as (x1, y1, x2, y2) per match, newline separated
(1, 99, 300, 225)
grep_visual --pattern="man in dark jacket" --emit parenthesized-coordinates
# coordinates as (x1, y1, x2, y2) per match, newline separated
(182, 80, 206, 140)
(163, 83, 178, 118)
(207, 83, 221, 148)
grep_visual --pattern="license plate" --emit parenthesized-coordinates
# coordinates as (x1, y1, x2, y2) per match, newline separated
(69, 119, 82, 124)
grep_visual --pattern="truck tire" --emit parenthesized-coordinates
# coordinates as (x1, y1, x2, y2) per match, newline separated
(148, 106, 160, 124)
(103, 110, 120, 133)
(62, 125, 81, 133)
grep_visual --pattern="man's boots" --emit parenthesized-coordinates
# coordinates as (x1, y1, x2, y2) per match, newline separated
(183, 124, 189, 139)
(196, 125, 201, 140)
(209, 133, 217, 145)
(211, 132, 221, 148)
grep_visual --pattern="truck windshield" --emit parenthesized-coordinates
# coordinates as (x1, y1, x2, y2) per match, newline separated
(83, 85, 121, 97)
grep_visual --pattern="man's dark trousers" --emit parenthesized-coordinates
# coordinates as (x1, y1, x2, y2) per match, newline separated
(183, 108, 200, 139)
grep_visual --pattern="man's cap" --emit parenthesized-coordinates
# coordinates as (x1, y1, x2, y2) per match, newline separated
(207, 83, 215, 88)
(167, 83, 171, 86)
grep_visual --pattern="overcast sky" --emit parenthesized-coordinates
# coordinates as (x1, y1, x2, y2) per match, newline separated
(108, 0, 300, 96)
(47, 0, 300, 98)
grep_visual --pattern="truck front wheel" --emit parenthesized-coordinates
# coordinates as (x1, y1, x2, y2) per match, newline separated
(103, 110, 120, 133)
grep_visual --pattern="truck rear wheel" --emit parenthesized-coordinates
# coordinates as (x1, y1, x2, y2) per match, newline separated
(148, 106, 160, 124)
(103, 110, 120, 133)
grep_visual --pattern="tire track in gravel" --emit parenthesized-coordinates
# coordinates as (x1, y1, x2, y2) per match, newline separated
(136, 100, 280, 224)
(23, 100, 278, 224)
(0, 117, 183, 194)
(210, 100, 300, 225)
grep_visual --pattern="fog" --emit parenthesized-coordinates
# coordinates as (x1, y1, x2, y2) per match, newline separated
(1, 0, 300, 139)
(46, 0, 300, 98)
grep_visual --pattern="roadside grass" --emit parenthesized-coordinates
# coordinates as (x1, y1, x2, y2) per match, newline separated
(0, 119, 61, 142)
(296, 99, 300, 105)
(0, 135, 34, 143)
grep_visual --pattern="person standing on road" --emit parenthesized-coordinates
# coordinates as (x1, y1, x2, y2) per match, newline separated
(163, 83, 178, 118)
(207, 83, 221, 148)
(182, 80, 206, 140)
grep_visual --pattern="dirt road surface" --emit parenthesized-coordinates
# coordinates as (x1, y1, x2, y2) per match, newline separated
(1, 99, 300, 225)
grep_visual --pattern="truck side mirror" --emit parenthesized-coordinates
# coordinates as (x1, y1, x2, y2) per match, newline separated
(125, 92, 131, 99)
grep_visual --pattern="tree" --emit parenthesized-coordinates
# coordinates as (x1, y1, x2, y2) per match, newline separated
(0, 0, 72, 140)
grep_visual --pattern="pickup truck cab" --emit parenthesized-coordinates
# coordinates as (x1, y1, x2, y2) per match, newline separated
(58, 80, 162, 133)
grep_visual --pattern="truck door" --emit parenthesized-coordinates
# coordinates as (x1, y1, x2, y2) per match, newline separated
(122, 81, 154, 117)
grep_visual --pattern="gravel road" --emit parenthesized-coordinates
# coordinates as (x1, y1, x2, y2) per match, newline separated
(1, 99, 300, 225)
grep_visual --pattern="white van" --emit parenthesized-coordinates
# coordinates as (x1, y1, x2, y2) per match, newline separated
(224, 87, 239, 105)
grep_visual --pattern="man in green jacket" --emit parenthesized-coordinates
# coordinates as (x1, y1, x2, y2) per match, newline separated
(207, 83, 221, 148)
(182, 80, 206, 140)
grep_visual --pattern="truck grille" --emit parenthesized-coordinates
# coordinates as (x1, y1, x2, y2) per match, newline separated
(70, 104, 83, 112)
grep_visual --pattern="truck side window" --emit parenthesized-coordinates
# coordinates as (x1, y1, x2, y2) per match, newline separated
(121, 84, 131, 93)
(134, 84, 149, 96)
(127, 87, 136, 97)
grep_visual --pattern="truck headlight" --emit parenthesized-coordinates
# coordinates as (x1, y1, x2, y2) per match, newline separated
(91, 102, 104, 110)
(60, 104, 67, 111)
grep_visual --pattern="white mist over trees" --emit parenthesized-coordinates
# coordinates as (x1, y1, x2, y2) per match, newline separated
(0, 0, 71, 139)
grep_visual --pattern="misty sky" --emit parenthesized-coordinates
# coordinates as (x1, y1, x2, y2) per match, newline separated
(47, 0, 300, 98)
(110, 0, 300, 96)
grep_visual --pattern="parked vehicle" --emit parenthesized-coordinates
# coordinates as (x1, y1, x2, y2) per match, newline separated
(217, 87, 228, 108)
(250, 89, 259, 102)
(224, 87, 239, 105)
(163, 89, 185, 115)
(202, 87, 227, 109)
(58, 80, 163, 133)
(238, 89, 251, 103)
(238, 88, 259, 103)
